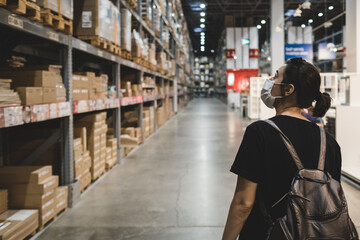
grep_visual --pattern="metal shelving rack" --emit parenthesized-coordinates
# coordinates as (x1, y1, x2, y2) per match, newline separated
(0, 0, 193, 198)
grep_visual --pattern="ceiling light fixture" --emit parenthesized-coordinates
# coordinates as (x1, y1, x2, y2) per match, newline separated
(200, 24, 205, 28)
(211, 49, 214, 53)
(328, 6, 334, 10)
(200, 32, 205, 36)
(301, 24, 306, 28)
(200, 3, 205, 9)
(257, 25, 262, 29)
(318, 12, 323, 17)
(308, 19, 313, 23)
(200, 12, 205, 17)
(200, 18, 205, 23)
(233, 56, 237, 60)
(261, 20, 266, 24)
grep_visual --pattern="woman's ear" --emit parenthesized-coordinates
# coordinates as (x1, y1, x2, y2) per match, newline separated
(284, 84, 295, 97)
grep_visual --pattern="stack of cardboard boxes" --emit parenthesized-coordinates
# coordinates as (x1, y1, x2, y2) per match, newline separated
(121, 81, 132, 97)
(157, 52, 166, 72)
(37, 0, 74, 20)
(121, 127, 142, 157)
(73, 72, 108, 100)
(0, 188, 39, 240)
(121, 8, 132, 53)
(156, 106, 165, 128)
(0, 166, 63, 228)
(72, 74, 89, 101)
(131, 84, 142, 97)
(106, 138, 118, 170)
(73, 136, 92, 192)
(143, 106, 154, 137)
(75, 112, 108, 181)
(0, 79, 21, 107)
(74, 0, 121, 47)
(0, 67, 65, 105)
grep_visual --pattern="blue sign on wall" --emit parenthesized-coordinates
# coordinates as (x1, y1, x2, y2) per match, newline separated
(285, 44, 313, 62)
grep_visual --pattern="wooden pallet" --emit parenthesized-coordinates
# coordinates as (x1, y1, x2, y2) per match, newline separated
(158, 69, 165, 75)
(78, 36, 110, 52)
(38, 215, 56, 231)
(121, 50, 132, 60)
(7, 0, 41, 22)
(143, 17, 152, 29)
(150, 64, 157, 71)
(0, 0, 6, 6)
(125, 0, 138, 11)
(114, 46, 121, 56)
(41, 9, 72, 34)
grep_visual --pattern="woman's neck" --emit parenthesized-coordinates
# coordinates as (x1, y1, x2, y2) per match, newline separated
(276, 105, 310, 121)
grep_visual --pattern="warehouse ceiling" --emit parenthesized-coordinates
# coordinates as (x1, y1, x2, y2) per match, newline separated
(181, 0, 345, 57)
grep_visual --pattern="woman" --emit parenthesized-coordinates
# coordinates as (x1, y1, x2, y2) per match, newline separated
(222, 58, 336, 239)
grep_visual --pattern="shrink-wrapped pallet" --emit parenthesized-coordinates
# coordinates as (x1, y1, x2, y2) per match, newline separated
(121, 8, 132, 52)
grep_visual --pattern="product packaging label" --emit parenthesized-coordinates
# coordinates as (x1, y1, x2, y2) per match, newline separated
(82, 11, 92, 28)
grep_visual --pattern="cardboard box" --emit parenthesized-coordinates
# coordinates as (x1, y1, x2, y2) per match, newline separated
(74, 0, 115, 43)
(83, 155, 92, 171)
(43, 87, 57, 103)
(73, 138, 83, 160)
(0, 166, 52, 184)
(77, 112, 106, 123)
(1, 175, 59, 195)
(106, 147, 112, 161)
(8, 187, 55, 209)
(74, 127, 87, 152)
(0, 210, 39, 240)
(16, 87, 43, 105)
(73, 75, 89, 89)
(80, 170, 91, 192)
(0, 190, 7, 215)
(37, 0, 73, 20)
(40, 200, 56, 226)
(1, 70, 57, 88)
(74, 156, 83, 179)
(55, 186, 68, 215)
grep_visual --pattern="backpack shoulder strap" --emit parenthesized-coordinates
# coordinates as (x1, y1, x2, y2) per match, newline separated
(318, 126, 326, 170)
(264, 119, 304, 170)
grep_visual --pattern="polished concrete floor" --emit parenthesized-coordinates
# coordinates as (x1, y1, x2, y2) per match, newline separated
(37, 98, 360, 240)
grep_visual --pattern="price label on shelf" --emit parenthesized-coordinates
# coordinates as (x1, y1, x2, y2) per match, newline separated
(8, 16, 23, 29)
(47, 31, 59, 42)
(79, 42, 87, 51)
(97, 50, 104, 57)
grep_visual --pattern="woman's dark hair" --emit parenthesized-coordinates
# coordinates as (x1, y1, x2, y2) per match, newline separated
(282, 58, 331, 117)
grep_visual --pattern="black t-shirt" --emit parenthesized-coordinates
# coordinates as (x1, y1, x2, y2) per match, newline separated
(230, 115, 342, 240)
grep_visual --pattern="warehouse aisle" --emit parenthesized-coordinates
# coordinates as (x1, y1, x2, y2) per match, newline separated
(37, 98, 360, 240)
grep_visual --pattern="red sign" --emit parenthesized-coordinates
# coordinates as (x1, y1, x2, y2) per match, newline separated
(226, 69, 259, 92)
(249, 49, 259, 58)
(226, 49, 236, 59)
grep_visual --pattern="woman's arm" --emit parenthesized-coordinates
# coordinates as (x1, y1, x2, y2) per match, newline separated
(222, 176, 258, 240)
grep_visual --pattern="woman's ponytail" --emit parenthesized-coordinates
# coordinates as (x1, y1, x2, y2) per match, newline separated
(312, 92, 332, 118)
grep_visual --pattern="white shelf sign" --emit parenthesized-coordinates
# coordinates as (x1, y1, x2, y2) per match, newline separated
(8, 15, 23, 29)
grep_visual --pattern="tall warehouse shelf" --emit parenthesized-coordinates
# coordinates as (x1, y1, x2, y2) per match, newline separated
(0, 0, 193, 236)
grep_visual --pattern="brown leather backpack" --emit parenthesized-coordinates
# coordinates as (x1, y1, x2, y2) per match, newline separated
(264, 119, 358, 240)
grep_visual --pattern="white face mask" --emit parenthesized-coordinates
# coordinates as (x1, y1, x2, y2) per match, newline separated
(261, 79, 285, 109)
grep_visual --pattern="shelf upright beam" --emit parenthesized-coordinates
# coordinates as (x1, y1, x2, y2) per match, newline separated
(138, 70, 144, 143)
(60, 36, 74, 186)
(113, 62, 121, 162)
